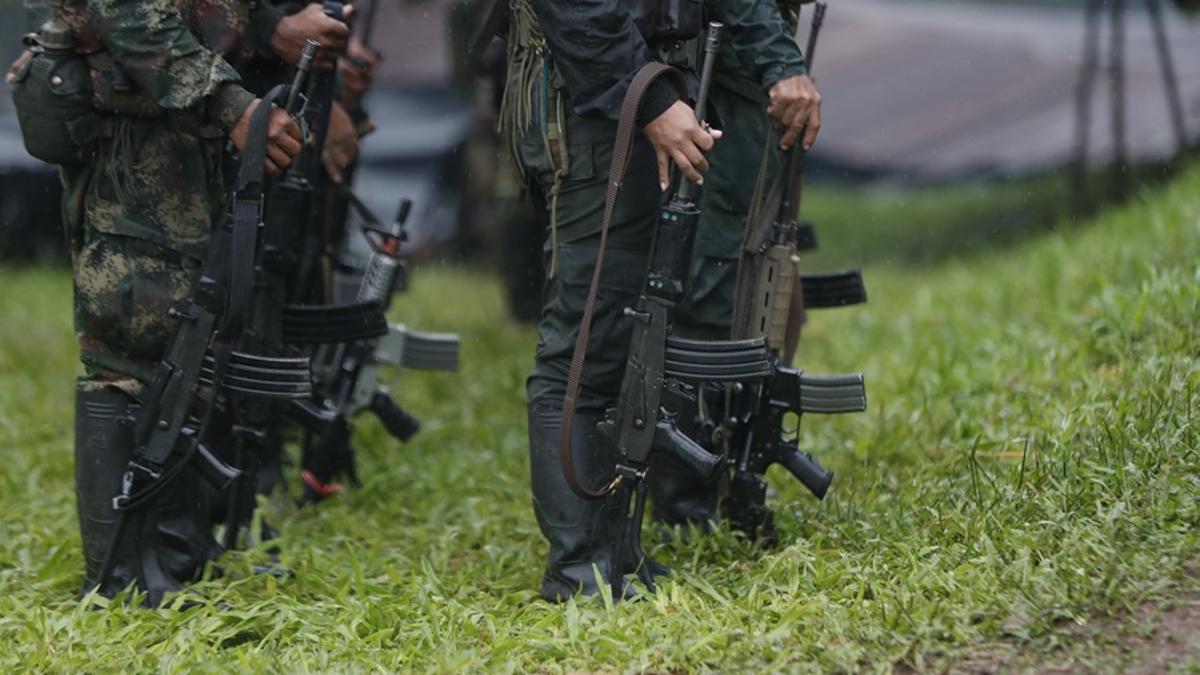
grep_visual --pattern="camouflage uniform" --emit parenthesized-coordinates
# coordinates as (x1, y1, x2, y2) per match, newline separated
(59, 0, 257, 394)
(52, 0, 260, 604)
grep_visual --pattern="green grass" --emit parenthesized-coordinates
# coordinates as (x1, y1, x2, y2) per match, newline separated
(0, 163, 1197, 671)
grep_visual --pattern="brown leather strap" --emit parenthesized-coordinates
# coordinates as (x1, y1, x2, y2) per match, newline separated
(559, 63, 688, 501)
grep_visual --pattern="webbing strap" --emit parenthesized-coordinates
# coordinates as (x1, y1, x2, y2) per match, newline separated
(558, 63, 687, 501)
(222, 84, 287, 338)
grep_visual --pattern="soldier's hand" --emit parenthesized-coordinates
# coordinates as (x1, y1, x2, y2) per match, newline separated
(230, 98, 304, 176)
(322, 102, 359, 183)
(338, 38, 382, 104)
(643, 100, 723, 191)
(271, 3, 355, 70)
(767, 74, 821, 151)
(5, 49, 32, 86)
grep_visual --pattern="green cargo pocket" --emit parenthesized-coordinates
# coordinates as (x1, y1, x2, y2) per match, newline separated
(533, 242, 649, 403)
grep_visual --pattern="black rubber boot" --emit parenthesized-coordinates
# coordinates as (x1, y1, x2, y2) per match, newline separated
(529, 402, 645, 602)
(75, 387, 225, 606)
(648, 388, 721, 531)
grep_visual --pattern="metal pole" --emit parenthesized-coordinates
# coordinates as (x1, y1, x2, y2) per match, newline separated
(1108, 0, 1128, 201)
(1146, 0, 1189, 152)
(1073, 0, 1104, 210)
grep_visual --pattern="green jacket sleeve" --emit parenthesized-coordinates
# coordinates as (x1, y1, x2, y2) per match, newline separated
(707, 0, 806, 94)
(87, 0, 254, 132)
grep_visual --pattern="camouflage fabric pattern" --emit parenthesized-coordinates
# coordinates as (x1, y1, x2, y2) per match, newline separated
(63, 116, 228, 393)
(55, 0, 252, 393)
(58, 0, 254, 131)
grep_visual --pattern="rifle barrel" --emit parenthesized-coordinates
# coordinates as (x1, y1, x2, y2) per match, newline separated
(775, 1, 827, 224)
(675, 21, 723, 201)
(285, 40, 319, 113)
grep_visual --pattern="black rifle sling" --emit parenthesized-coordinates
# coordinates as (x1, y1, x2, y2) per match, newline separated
(222, 84, 287, 338)
(559, 63, 688, 501)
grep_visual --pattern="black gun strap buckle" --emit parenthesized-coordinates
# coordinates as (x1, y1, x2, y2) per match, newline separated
(800, 270, 867, 309)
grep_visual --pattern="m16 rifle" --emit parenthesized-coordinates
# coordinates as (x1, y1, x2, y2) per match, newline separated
(722, 0, 869, 542)
(97, 46, 324, 579)
(298, 193, 460, 503)
(560, 24, 779, 598)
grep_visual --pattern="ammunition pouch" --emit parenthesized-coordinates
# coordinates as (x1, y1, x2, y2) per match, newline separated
(9, 39, 99, 166)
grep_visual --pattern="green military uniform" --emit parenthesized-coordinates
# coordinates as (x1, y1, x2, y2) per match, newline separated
(507, 0, 809, 600)
(46, 0, 259, 604)
(675, 1, 806, 340)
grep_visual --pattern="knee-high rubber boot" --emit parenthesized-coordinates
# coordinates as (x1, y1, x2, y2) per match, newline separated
(648, 387, 721, 530)
(529, 402, 643, 602)
(75, 387, 225, 606)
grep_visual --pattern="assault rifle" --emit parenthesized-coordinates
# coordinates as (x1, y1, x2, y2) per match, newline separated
(722, 0, 869, 542)
(297, 193, 460, 503)
(220, 40, 382, 549)
(100, 45, 324, 578)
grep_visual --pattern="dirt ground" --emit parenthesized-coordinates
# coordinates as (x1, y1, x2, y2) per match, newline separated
(931, 589, 1200, 673)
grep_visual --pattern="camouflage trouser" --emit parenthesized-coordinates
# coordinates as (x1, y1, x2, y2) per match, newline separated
(61, 114, 227, 395)
(519, 112, 662, 410)
(674, 81, 781, 341)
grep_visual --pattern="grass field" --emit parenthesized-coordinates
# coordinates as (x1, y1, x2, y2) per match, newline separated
(0, 163, 1197, 671)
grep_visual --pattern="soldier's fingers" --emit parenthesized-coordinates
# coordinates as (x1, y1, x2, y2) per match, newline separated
(267, 145, 292, 171)
(690, 126, 715, 152)
(671, 149, 703, 185)
(274, 129, 302, 158)
(802, 106, 822, 150)
(681, 140, 709, 174)
(781, 105, 811, 150)
(280, 115, 303, 143)
(342, 3, 355, 20)
(326, 20, 351, 41)
(265, 157, 283, 176)
(779, 123, 803, 151)
(655, 147, 670, 191)
(323, 152, 343, 184)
